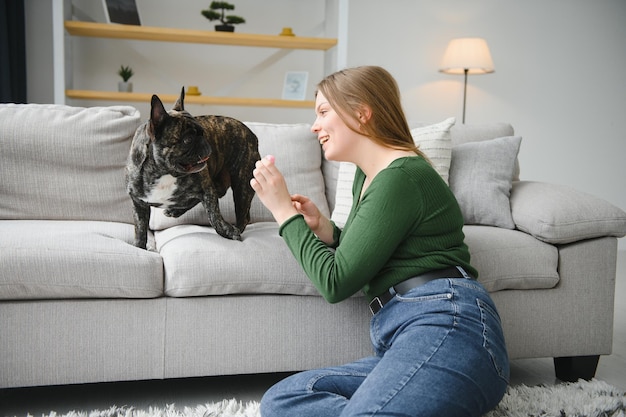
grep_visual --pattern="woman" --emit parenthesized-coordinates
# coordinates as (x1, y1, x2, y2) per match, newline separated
(250, 66, 509, 417)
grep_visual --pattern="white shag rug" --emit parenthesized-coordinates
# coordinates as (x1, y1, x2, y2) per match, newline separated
(484, 379, 626, 417)
(26, 379, 626, 417)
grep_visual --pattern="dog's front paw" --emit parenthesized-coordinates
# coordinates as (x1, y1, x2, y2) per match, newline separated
(134, 239, 147, 249)
(231, 230, 243, 241)
(164, 208, 187, 218)
(214, 223, 242, 241)
(224, 228, 242, 241)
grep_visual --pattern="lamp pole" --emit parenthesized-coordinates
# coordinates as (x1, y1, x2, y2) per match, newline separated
(462, 68, 468, 124)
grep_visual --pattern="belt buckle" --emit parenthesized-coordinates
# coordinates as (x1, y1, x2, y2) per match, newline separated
(369, 297, 384, 315)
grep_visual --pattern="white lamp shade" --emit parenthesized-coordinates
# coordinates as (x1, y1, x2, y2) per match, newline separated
(439, 38, 495, 75)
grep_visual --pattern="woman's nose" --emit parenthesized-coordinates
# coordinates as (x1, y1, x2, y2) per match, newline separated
(311, 119, 320, 133)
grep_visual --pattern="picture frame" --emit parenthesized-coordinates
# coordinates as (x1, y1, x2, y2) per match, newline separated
(282, 71, 309, 101)
(102, 0, 141, 25)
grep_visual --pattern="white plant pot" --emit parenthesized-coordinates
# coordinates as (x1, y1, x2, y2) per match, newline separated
(118, 81, 133, 92)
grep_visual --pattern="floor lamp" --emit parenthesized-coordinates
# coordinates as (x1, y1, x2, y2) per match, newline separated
(439, 38, 494, 123)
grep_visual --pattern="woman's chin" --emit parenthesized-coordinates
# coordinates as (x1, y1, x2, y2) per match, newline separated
(322, 148, 337, 161)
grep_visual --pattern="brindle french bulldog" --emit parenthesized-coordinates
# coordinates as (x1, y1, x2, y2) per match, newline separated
(126, 88, 260, 249)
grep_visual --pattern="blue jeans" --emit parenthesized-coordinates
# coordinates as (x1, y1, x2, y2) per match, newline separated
(260, 275, 510, 417)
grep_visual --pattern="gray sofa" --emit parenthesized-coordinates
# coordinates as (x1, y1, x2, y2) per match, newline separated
(1, 103, 625, 389)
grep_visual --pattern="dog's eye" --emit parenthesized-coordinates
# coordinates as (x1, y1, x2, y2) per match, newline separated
(182, 136, 192, 145)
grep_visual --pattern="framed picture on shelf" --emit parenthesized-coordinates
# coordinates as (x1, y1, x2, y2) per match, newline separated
(102, 0, 141, 25)
(282, 71, 309, 101)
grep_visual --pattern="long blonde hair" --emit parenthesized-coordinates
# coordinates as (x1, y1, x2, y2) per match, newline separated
(316, 66, 426, 158)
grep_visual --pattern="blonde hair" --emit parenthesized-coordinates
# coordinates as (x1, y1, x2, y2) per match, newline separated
(316, 66, 426, 158)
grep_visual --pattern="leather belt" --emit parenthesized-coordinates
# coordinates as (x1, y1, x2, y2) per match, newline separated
(368, 266, 472, 315)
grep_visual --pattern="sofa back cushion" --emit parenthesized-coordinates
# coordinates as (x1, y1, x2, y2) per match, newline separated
(0, 103, 141, 224)
(322, 121, 516, 215)
(450, 122, 515, 146)
(149, 122, 330, 230)
(450, 136, 522, 229)
(450, 122, 518, 180)
(329, 118, 457, 227)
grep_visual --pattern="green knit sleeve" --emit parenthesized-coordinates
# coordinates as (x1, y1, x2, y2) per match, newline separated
(279, 163, 425, 303)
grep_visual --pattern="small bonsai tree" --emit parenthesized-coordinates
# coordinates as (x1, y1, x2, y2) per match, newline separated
(117, 65, 134, 82)
(202, 1, 245, 30)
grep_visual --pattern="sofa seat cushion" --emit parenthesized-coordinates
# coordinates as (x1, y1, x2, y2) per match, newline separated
(464, 225, 559, 292)
(155, 223, 321, 297)
(156, 223, 559, 297)
(0, 220, 163, 300)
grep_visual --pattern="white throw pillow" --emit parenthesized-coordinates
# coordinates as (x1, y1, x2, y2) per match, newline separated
(331, 117, 455, 228)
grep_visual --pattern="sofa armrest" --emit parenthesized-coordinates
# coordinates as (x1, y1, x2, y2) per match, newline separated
(510, 181, 626, 244)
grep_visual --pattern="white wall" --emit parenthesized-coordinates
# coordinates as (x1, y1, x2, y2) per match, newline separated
(26, 0, 626, 247)
(348, 0, 626, 246)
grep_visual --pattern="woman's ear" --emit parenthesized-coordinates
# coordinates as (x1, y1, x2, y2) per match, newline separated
(358, 106, 372, 124)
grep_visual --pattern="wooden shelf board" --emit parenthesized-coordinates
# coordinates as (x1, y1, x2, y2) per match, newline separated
(66, 90, 314, 109)
(64, 21, 337, 51)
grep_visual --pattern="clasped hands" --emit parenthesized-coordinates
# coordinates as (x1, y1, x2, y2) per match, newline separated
(250, 155, 333, 243)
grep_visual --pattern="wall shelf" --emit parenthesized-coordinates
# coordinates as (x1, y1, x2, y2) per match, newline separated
(62, 21, 336, 108)
(64, 21, 337, 50)
(66, 89, 315, 109)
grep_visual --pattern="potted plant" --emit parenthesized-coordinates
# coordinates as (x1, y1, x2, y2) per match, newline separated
(201, 1, 245, 32)
(117, 65, 134, 92)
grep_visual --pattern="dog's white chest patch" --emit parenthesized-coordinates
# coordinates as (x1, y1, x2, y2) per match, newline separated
(145, 174, 178, 206)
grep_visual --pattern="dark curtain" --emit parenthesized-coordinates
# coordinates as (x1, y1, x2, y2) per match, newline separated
(0, 0, 27, 103)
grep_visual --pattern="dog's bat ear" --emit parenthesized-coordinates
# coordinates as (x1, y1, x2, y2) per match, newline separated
(172, 87, 185, 112)
(150, 94, 168, 132)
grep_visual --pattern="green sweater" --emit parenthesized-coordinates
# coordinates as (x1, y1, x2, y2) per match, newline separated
(279, 156, 477, 303)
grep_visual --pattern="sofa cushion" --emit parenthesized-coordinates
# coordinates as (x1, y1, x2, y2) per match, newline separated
(450, 122, 515, 146)
(154, 223, 321, 297)
(331, 118, 456, 228)
(450, 122, 518, 180)
(149, 122, 330, 230)
(0, 103, 141, 224)
(510, 181, 626, 244)
(464, 225, 560, 292)
(410, 117, 456, 184)
(323, 122, 516, 221)
(0, 220, 163, 300)
(154, 223, 559, 297)
(449, 136, 522, 229)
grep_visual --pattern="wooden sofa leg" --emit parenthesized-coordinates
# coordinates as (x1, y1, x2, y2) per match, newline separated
(553, 355, 600, 382)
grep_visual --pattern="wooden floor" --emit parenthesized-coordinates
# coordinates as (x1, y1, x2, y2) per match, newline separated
(2, 251, 625, 416)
